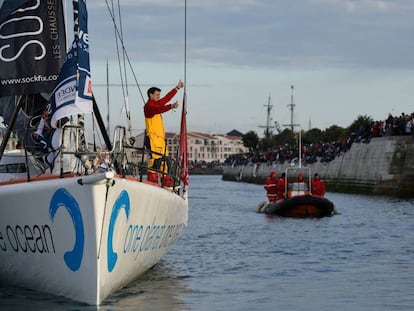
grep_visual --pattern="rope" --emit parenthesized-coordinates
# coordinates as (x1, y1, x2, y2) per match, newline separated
(117, 0, 129, 99)
(104, 0, 145, 104)
(181, 0, 188, 193)
(109, 0, 132, 135)
(116, 0, 132, 135)
(184, 0, 187, 92)
(110, 0, 126, 102)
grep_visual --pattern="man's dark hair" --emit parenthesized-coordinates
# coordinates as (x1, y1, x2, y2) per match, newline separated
(147, 87, 161, 98)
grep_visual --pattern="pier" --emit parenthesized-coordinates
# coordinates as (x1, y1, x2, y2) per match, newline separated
(223, 136, 414, 198)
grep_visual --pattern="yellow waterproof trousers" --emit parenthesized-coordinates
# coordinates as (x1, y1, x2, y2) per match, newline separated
(145, 114, 169, 173)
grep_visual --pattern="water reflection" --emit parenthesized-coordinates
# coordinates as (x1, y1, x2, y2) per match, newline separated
(1, 176, 414, 311)
(100, 263, 190, 311)
(0, 262, 190, 311)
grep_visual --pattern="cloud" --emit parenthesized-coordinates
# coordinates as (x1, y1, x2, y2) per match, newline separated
(89, 0, 259, 9)
(85, 0, 414, 71)
(313, 0, 393, 12)
(308, 0, 414, 13)
(51, 0, 414, 136)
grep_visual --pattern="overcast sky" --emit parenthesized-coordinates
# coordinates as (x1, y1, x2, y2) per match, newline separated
(83, 0, 414, 136)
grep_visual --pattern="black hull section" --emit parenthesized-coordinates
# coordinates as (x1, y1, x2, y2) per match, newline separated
(264, 195, 335, 218)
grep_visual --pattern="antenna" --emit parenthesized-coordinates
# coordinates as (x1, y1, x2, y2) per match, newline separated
(258, 94, 274, 139)
(283, 85, 300, 132)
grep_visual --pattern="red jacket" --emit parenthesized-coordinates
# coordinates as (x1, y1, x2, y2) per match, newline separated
(264, 177, 278, 201)
(311, 178, 326, 197)
(144, 88, 177, 118)
(276, 177, 286, 199)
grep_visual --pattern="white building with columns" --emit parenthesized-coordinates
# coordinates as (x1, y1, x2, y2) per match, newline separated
(166, 131, 248, 163)
(133, 130, 247, 164)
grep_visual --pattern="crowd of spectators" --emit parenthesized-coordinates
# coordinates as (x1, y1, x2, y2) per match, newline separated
(225, 112, 414, 167)
(369, 112, 414, 138)
(224, 139, 351, 167)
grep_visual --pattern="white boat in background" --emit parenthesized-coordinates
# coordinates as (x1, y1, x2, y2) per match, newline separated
(0, 0, 189, 305)
(0, 149, 42, 182)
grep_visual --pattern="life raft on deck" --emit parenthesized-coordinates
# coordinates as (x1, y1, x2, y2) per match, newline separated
(263, 195, 335, 218)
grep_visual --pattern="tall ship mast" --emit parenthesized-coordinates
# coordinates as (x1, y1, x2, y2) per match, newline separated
(283, 85, 300, 132)
(259, 94, 282, 138)
(258, 94, 274, 139)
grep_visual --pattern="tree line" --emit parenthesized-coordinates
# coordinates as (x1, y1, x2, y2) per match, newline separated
(242, 114, 379, 150)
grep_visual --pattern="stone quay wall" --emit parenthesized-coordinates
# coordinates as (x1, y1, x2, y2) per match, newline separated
(222, 136, 414, 198)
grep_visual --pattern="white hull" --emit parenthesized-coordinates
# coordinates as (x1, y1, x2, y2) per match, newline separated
(0, 173, 188, 305)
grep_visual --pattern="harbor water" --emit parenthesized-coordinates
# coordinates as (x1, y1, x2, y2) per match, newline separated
(1, 175, 414, 311)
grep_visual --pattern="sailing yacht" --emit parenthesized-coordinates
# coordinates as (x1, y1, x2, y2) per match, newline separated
(0, 0, 189, 305)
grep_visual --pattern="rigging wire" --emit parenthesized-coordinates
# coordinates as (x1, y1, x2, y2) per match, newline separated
(184, 0, 187, 94)
(110, 0, 125, 102)
(116, 0, 132, 135)
(175, 0, 188, 192)
(104, 0, 145, 104)
(109, 0, 130, 135)
(181, 0, 188, 133)
(106, 59, 110, 135)
(182, 0, 189, 191)
(117, 0, 129, 99)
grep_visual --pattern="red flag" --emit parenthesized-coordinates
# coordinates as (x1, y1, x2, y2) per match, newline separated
(179, 93, 189, 187)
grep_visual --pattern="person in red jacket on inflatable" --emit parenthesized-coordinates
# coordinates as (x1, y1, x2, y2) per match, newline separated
(311, 173, 326, 197)
(277, 172, 286, 200)
(264, 171, 278, 202)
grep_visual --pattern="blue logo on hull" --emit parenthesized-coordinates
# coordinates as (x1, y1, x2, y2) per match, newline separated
(49, 188, 85, 271)
(107, 190, 130, 272)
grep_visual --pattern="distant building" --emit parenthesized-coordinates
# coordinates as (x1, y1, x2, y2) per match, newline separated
(133, 130, 247, 164)
(167, 131, 248, 163)
(226, 129, 244, 137)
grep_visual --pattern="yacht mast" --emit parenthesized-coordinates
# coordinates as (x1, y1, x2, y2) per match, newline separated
(106, 59, 110, 136)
